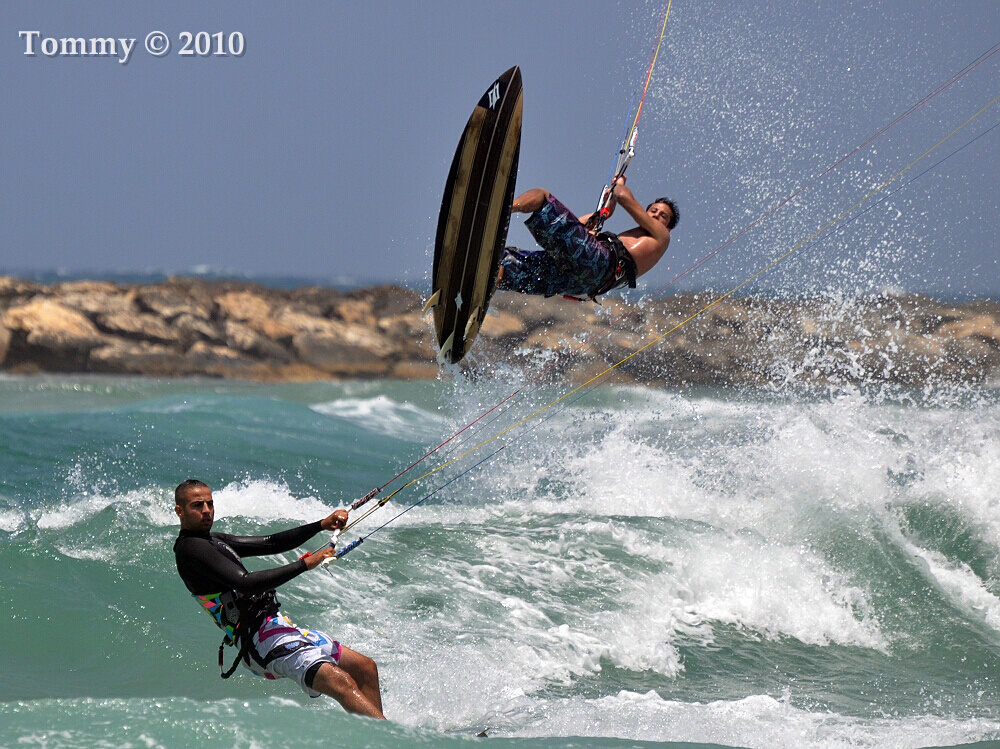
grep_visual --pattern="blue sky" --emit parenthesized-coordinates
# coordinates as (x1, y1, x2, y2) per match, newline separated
(3, 1, 998, 298)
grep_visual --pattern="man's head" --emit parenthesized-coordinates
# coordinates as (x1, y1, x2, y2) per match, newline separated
(175, 479, 214, 532)
(646, 198, 679, 231)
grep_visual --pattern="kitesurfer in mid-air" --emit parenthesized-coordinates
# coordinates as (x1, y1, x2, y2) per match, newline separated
(497, 175, 678, 300)
(172, 479, 385, 719)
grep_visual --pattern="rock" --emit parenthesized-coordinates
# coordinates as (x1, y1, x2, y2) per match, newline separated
(245, 362, 332, 382)
(493, 291, 595, 327)
(1, 277, 998, 389)
(480, 309, 526, 339)
(172, 313, 225, 347)
(223, 320, 293, 363)
(55, 282, 136, 318)
(97, 311, 181, 345)
(0, 324, 10, 367)
(522, 324, 585, 353)
(3, 299, 108, 369)
(938, 315, 1000, 346)
(224, 319, 261, 352)
(355, 284, 423, 319)
(333, 299, 376, 327)
(216, 290, 273, 321)
(216, 295, 299, 343)
(378, 310, 430, 338)
(0, 276, 43, 306)
(275, 308, 341, 336)
(165, 277, 241, 304)
(391, 360, 439, 379)
(185, 341, 253, 378)
(246, 317, 299, 344)
(187, 340, 244, 360)
(288, 286, 345, 317)
(138, 286, 210, 321)
(292, 321, 396, 376)
(89, 340, 188, 376)
(378, 312, 437, 358)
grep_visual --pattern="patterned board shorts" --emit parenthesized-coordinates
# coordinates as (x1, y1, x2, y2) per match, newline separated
(497, 195, 615, 297)
(245, 613, 342, 697)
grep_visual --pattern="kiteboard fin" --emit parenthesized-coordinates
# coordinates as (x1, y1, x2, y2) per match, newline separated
(438, 332, 455, 364)
(464, 307, 482, 343)
(422, 289, 441, 315)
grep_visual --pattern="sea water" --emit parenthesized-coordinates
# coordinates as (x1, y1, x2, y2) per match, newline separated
(1, 372, 999, 749)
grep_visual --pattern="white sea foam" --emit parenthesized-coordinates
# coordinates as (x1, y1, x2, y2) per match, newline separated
(317, 393, 939, 660)
(903, 404, 1000, 542)
(2, 692, 998, 749)
(35, 487, 177, 531)
(311, 395, 448, 441)
(31, 480, 335, 540)
(211, 480, 335, 524)
(677, 532, 887, 650)
(36, 493, 119, 530)
(58, 545, 115, 562)
(905, 540, 1000, 633)
(0, 508, 25, 532)
(509, 689, 1000, 749)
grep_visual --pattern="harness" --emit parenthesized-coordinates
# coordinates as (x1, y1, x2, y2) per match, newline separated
(196, 589, 309, 679)
(596, 233, 638, 294)
(564, 232, 638, 303)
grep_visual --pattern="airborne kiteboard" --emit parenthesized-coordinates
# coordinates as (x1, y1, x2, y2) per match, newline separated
(425, 66, 522, 364)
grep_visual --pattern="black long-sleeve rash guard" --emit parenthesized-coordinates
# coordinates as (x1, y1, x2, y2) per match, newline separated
(174, 521, 325, 596)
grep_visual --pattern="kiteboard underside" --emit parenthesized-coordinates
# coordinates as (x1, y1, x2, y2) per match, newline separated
(427, 65, 522, 364)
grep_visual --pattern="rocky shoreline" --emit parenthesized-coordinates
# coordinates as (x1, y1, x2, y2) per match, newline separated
(1, 276, 998, 389)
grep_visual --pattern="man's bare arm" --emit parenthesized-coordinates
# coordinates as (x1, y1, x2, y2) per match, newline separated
(613, 181, 670, 246)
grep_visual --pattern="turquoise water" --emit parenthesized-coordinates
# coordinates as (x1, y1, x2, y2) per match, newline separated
(2, 373, 999, 748)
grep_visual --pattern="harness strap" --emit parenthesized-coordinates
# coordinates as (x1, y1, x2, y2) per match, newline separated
(220, 610, 252, 679)
(221, 637, 311, 678)
(216, 591, 281, 679)
(594, 233, 638, 296)
(564, 234, 638, 303)
(220, 628, 312, 679)
(220, 640, 244, 679)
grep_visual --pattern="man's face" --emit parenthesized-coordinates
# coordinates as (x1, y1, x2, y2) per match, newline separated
(648, 202, 674, 231)
(175, 485, 215, 532)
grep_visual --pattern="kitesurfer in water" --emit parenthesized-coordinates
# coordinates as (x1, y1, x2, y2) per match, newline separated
(172, 479, 385, 719)
(497, 176, 678, 300)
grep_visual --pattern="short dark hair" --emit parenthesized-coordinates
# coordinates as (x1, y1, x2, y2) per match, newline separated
(647, 198, 679, 230)
(175, 479, 210, 505)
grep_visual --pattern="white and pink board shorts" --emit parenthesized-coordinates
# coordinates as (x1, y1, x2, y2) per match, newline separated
(245, 613, 342, 697)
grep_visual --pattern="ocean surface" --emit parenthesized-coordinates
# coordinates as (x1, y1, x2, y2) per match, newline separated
(2, 370, 1000, 749)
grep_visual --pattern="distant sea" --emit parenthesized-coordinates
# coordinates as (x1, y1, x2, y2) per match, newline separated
(4, 268, 997, 304)
(2, 367, 1000, 748)
(0, 268, 399, 293)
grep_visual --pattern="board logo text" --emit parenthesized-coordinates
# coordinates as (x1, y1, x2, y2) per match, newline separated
(487, 82, 501, 109)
